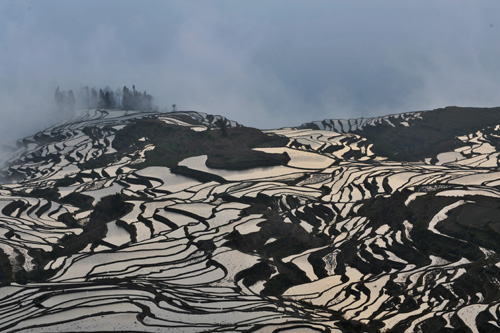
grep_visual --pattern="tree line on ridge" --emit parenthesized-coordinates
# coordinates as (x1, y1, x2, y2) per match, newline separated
(55, 85, 154, 112)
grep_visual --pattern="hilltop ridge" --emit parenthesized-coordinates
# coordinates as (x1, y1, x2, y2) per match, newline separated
(301, 106, 500, 162)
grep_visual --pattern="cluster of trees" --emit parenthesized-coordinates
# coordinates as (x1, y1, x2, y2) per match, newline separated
(122, 86, 153, 110)
(54, 87, 76, 112)
(76, 87, 115, 109)
(55, 85, 155, 111)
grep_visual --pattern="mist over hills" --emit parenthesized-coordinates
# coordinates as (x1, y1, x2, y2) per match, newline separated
(1, 106, 500, 332)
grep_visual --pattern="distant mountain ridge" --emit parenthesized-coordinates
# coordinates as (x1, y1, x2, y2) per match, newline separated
(299, 110, 425, 133)
(300, 106, 500, 133)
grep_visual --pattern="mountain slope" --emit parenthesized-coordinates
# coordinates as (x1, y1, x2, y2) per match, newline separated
(1, 107, 500, 332)
(301, 106, 500, 163)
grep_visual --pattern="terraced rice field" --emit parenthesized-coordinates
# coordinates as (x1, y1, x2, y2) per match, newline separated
(1, 108, 500, 332)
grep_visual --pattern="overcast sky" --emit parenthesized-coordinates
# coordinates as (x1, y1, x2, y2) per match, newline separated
(1, 0, 500, 141)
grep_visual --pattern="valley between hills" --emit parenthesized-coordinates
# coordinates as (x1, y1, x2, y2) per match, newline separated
(1, 107, 500, 332)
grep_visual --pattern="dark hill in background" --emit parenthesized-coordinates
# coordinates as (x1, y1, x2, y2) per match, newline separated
(301, 106, 500, 162)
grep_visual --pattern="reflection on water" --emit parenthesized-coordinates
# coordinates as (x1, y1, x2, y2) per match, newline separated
(254, 147, 334, 169)
(135, 166, 200, 192)
(179, 155, 310, 181)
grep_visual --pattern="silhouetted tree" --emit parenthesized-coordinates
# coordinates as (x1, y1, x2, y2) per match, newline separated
(98, 89, 105, 108)
(104, 91, 112, 108)
(54, 86, 64, 112)
(215, 118, 228, 137)
(66, 90, 75, 111)
(89, 88, 99, 108)
(122, 86, 131, 109)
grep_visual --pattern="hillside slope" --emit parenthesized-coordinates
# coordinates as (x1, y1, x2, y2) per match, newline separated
(301, 106, 500, 162)
(1, 107, 500, 332)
